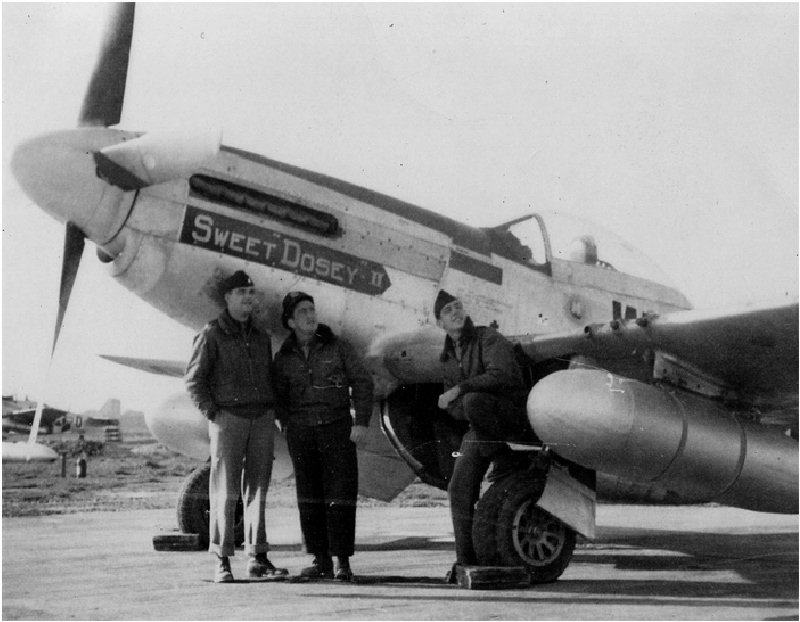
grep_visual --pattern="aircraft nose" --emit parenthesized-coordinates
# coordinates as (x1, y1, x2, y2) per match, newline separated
(11, 128, 133, 245)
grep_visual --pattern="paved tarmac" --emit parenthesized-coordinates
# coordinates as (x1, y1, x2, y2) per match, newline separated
(3, 504, 797, 620)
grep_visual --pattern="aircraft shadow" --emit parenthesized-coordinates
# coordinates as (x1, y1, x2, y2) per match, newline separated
(585, 529, 797, 592)
(306, 591, 797, 612)
(302, 529, 798, 612)
(260, 537, 452, 553)
(356, 537, 453, 551)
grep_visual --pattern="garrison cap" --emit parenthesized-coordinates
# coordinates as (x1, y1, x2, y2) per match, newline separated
(220, 270, 254, 295)
(434, 289, 458, 319)
(282, 291, 314, 328)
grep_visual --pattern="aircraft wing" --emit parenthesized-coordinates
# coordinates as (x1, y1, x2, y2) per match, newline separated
(102, 353, 415, 501)
(517, 299, 798, 416)
(100, 355, 186, 378)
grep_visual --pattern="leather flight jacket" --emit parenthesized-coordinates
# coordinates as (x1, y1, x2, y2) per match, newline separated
(440, 316, 528, 403)
(185, 310, 276, 420)
(274, 324, 373, 427)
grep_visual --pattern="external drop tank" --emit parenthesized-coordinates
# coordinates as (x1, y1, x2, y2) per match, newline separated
(528, 369, 797, 514)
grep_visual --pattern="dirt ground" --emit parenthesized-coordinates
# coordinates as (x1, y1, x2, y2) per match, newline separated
(2, 433, 447, 518)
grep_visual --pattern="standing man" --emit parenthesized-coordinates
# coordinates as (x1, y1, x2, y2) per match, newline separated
(274, 291, 373, 582)
(185, 270, 288, 583)
(434, 290, 532, 581)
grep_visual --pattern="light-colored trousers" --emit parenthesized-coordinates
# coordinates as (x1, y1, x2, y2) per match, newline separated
(208, 409, 275, 557)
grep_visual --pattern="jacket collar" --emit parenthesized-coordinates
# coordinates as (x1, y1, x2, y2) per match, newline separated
(440, 316, 476, 362)
(280, 323, 335, 354)
(217, 309, 256, 336)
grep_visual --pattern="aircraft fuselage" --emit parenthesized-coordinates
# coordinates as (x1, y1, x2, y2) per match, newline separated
(96, 134, 689, 389)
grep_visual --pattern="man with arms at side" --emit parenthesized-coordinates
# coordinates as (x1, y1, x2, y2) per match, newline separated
(185, 270, 288, 583)
(274, 291, 373, 582)
(435, 289, 533, 583)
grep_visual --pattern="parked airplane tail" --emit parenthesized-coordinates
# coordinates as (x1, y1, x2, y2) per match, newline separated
(98, 398, 121, 420)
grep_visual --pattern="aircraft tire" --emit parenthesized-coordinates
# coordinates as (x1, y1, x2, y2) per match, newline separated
(472, 477, 514, 566)
(176, 463, 244, 549)
(493, 475, 575, 583)
(473, 472, 547, 568)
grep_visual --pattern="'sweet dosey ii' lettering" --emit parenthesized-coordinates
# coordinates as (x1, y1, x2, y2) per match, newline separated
(180, 206, 391, 295)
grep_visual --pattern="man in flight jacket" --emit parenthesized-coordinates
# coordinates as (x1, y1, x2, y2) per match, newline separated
(274, 291, 374, 582)
(435, 289, 532, 581)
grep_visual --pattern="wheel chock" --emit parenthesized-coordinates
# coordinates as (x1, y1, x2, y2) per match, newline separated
(152, 531, 201, 551)
(454, 565, 530, 590)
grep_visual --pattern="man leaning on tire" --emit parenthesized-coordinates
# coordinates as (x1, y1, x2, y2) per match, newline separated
(434, 290, 534, 584)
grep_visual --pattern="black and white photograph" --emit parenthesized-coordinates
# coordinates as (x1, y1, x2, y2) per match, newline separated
(3, 3, 797, 620)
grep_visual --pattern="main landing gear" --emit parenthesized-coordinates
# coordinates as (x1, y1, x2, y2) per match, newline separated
(473, 468, 577, 584)
(176, 463, 244, 549)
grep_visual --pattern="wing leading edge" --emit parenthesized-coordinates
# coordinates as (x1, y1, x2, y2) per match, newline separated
(100, 355, 186, 378)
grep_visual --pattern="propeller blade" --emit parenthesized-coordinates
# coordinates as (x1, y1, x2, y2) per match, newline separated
(14, 4, 130, 461)
(78, 2, 135, 127)
(53, 223, 86, 353)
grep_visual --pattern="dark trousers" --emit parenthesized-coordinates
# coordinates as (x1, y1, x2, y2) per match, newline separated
(286, 417, 358, 558)
(447, 392, 529, 565)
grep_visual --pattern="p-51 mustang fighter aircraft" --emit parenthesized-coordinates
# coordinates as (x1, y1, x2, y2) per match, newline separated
(11, 4, 797, 582)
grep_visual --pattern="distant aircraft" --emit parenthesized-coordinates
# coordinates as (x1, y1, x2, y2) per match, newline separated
(11, 4, 797, 581)
(2, 394, 63, 462)
(2, 405, 71, 436)
(81, 398, 122, 428)
(2, 410, 62, 464)
(2, 395, 36, 415)
(1, 398, 124, 462)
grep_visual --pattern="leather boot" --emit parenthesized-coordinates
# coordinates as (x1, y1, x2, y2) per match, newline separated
(300, 555, 333, 580)
(214, 555, 233, 583)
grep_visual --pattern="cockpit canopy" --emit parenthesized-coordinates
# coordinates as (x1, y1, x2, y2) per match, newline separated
(501, 211, 675, 288)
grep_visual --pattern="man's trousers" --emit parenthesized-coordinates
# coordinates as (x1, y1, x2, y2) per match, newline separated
(286, 417, 358, 558)
(208, 409, 275, 557)
(447, 392, 529, 565)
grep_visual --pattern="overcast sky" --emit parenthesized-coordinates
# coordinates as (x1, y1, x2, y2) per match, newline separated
(3, 2, 797, 415)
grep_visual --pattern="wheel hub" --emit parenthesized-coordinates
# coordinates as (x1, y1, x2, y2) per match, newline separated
(512, 500, 566, 566)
